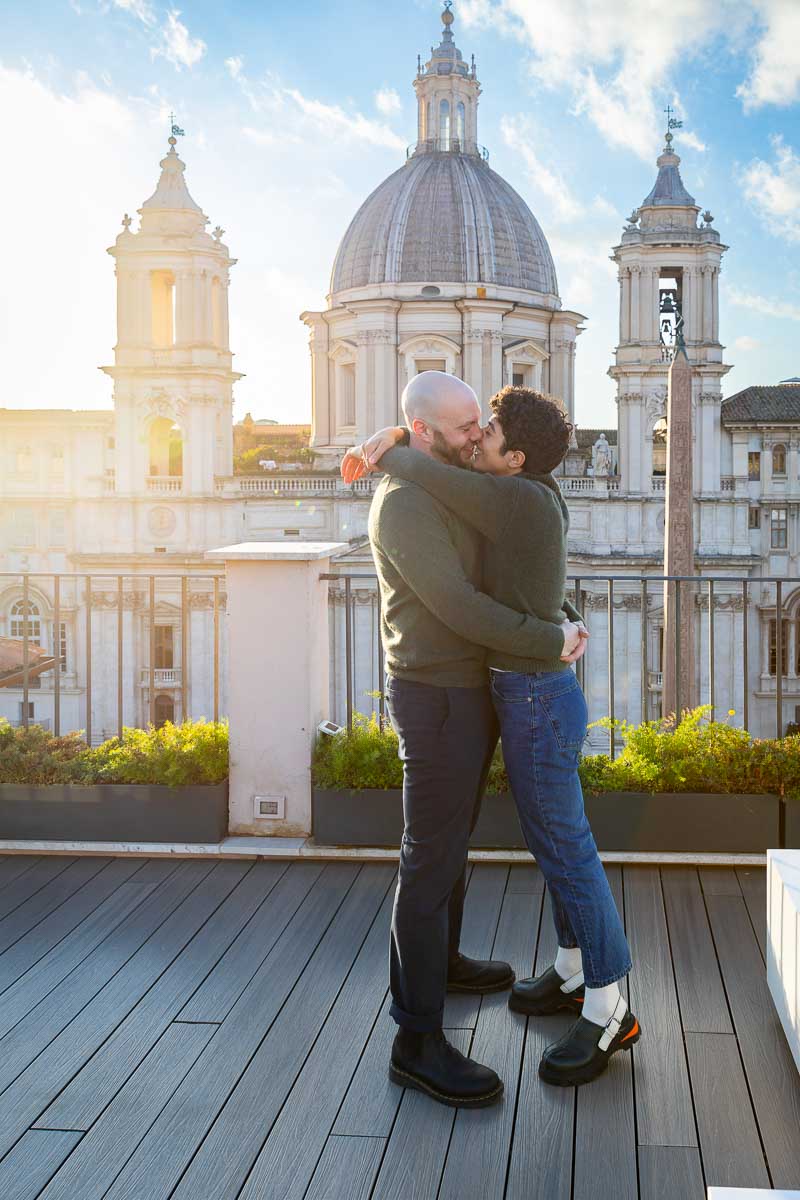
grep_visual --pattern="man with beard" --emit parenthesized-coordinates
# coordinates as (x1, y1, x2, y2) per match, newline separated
(367, 370, 583, 1108)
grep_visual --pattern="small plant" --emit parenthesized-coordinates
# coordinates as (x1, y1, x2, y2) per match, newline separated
(313, 712, 403, 790)
(0, 718, 228, 787)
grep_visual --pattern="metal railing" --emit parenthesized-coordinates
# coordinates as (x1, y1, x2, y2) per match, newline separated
(323, 572, 800, 755)
(1, 573, 224, 744)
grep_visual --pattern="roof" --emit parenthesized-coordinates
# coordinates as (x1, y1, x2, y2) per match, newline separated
(331, 151, 558, 296)
(575, 427, 618, 448)
(641, 147, 696, 209)
(721, 383, 800, 425)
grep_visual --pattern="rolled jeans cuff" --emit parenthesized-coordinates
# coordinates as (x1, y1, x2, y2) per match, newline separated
(390, 1000, 443, 1033)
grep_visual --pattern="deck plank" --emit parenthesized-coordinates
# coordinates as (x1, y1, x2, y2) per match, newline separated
(706, 893, 800, 1189)
(735, 867, 767, 962)
(37, 1023, 215, 1200)
(369, 1029, 471, 1200)
(625, 866, 697, 1147)
(0, 856, 43, 894)
(101, 864, 370, 1200)
(332, 992, 396, 1137)
(684, 1031, 770, 1191)
(438, 887, 543, 1200)
(637, 1146, 705, 1200)
(0, 858, 76, 922)
(573, 867, 637, 1200)
(232, 881, 396, 1200)
(0, 857, 153, 993)
(177, 860, 317, 1022)
(304, 1135, 385, 1200)
(661, 868, 733, 1034)
(698, 868, 741, 896)
(38, 860, 296, 1130)
(0, 858, 227, 1159)
(443, 864, 509, 1029)
(506, 864, 545, 894)
(0, 857, 110, 956)
(0, 1130, 82, 1200)
(505, 881, 573, 1200)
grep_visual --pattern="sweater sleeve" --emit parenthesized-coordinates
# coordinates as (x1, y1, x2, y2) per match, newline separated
(562, 597, 585, 625)
(376, 487, 566, 660)
(379, 446, 517, 543)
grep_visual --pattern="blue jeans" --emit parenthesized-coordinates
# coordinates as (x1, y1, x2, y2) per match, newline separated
(490, 668, 631, 988)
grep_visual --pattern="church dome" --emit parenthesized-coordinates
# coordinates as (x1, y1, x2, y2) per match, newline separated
(330, 150, 558, 296)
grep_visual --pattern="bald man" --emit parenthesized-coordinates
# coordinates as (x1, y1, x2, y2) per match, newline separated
(368, 371, 581, 1108)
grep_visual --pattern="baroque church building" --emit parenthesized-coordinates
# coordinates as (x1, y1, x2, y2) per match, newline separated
(1, 4, 798, 740)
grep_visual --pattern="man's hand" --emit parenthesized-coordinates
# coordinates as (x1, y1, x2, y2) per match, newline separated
(561, 621, 589, 665)
(560, 619, 581, 659)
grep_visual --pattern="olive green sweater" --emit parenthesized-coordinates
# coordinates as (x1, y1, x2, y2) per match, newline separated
(368, 470, 570, 688)
(378, 445, 578, 676)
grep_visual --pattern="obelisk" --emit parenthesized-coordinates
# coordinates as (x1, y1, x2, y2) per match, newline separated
(662, 334, 696, 718)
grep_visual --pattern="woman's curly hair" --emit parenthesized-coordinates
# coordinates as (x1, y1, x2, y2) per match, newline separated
(490, 386, 573, 473)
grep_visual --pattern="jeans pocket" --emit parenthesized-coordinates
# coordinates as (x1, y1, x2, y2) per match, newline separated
(489, 671, 529, 705)
(539, 679, 588, 752)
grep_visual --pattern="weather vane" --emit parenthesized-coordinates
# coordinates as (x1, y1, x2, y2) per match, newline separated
(663, 104, 683, 141)
(168, 111, 186, 142)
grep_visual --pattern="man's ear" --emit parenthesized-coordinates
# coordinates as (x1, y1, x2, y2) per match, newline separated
(508, 448, 526, 470)
(411, 417, 432, 441)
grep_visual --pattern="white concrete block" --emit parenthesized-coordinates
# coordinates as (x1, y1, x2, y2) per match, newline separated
(767, 848, 800, 1076)
(708, 1189, 800, 1198)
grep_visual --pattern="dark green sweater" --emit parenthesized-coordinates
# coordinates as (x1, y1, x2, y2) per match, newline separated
(379, 445, 578, 675)
(368, 474, 567, 687)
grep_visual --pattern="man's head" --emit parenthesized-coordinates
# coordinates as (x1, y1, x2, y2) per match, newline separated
(401, 371, 482, 467)
(474, 386, 573, 476)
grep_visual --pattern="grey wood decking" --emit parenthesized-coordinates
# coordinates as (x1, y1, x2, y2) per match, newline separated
(0, 856, 796, 1199)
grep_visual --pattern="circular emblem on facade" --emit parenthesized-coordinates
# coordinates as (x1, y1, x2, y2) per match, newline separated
(148, 507, 176, 537)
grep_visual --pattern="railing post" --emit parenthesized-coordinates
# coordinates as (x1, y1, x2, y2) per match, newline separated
(205, 541, 347, 837)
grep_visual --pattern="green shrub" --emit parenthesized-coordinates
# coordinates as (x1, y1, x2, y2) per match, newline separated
(312, 706, 800, 798)
(0, 720, 88, 785)
(0, 718, 228, 787)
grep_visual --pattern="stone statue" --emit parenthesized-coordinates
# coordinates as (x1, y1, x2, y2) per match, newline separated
(592, 433, 612, 477)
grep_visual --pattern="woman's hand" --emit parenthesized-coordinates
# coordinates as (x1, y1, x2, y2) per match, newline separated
(340, 426, 407, 485)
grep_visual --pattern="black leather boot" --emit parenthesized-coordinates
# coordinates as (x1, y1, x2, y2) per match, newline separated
(509, 966, 585, 1016)
(538, 1001, 641, 1086)
(447, 952, 515, 994)
(390, 1028, 504, 1108)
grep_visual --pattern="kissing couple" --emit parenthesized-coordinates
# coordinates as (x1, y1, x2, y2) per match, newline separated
(341, 372, 639, 1109)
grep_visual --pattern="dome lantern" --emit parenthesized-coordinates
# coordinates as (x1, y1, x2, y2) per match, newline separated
(413, 2, 482, 158)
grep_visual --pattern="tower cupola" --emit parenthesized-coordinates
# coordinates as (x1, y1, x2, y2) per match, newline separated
(412, 2, 483, 157)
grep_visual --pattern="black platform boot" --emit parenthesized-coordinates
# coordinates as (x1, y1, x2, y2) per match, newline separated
(390, 1028, 504, 1108)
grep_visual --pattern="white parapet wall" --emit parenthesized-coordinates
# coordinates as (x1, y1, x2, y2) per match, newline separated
(205, 541, 347, 838)
(767, 848, 800, 1075)
(709, 1190, 800, 1198)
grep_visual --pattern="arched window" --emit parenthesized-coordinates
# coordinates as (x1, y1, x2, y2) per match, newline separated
(339, 363, 356, 427)
(15, 446, 32, 474)
(652, 417, 667, 476)
(773, 444, 787, 476)
(439, 99, 450, 148)
(150, 271, 176, 347)
(149, 418, 183, 478)
(456, 101, 465, 144)
(10, 600, 42, 646)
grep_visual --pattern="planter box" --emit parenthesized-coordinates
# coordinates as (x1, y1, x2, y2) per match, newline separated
(0, 782, 229, 844)
(785, 798, 800, 849)
(312, 787, 780, 853)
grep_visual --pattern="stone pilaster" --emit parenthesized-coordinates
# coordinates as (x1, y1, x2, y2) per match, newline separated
(663, 346, 696, 716)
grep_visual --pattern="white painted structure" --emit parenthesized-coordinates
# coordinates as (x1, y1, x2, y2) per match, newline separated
(767, 849, 800, 1076)
(1, 4, 799, 742)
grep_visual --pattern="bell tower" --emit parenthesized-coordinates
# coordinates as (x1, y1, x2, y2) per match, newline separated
(102, 131, 241, 498)
(609, 115, 730, 499)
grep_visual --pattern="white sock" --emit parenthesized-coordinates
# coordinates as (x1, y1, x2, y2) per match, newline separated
(553, 945, 583, 989)
(583, 981, 626, 1028)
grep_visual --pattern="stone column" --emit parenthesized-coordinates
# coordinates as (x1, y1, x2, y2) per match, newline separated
(462, 327, 483, 400)
(355, 331, 370, 444)
(630, 267, 641, 341)
(711, 266, 720, 342)
(373, 329, 396, 431)
(175, 270, 191, 346)
(489, 330, 504, 397)
(619, 268, 630, 343)
(663, 345, 696, 717)
(644, 267, 659, 342)
(205, 542, 348, 837)
(306, 317, 331, 448)
(702, 266, 713, 342)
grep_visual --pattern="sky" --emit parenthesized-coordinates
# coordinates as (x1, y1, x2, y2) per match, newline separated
(1, 0, 799, 429)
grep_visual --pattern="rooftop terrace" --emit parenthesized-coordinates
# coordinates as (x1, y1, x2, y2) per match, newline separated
(0, 856, 797, 1198)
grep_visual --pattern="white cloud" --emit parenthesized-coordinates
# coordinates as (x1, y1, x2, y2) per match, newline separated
(740, 135, 800, 243)
(727, 285, 800, 322)
(285, 88, 405, 149)
(733, 335, 761, 351)
(676, 129, 706, 153)
(110, 0, 157, 27)
(500, 115, 581, 221)
(151, 9, 206, 71)
(225, 56, 243, 81)
(374, 87, 401, 116)
(737, 0, 800, 109)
